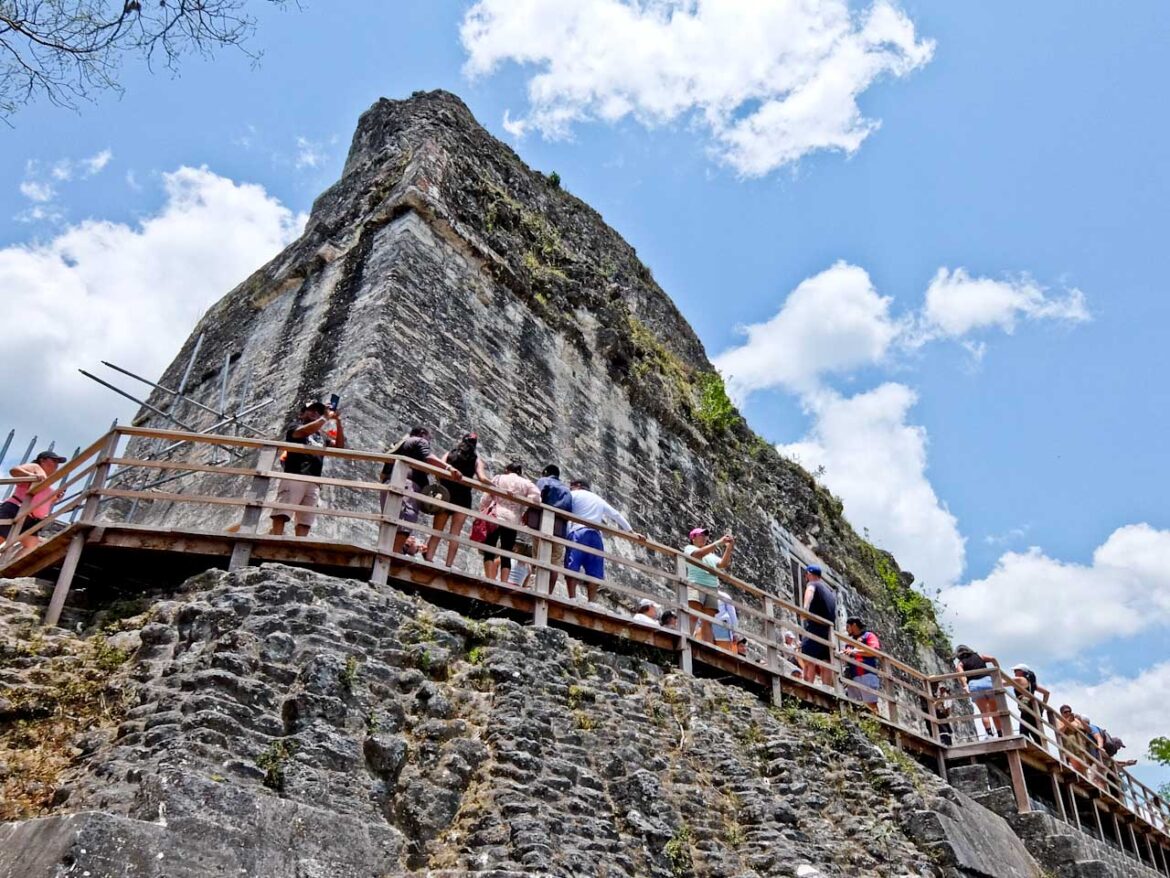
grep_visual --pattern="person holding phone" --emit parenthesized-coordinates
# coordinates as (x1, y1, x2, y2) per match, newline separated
(270, 400, 345, 537)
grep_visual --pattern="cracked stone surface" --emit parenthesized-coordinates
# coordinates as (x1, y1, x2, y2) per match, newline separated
(0, 565, 1043, 877)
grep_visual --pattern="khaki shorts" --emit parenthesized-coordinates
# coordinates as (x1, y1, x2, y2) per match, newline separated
(272, 479, 320, 526)
(550, 540, 565, 570)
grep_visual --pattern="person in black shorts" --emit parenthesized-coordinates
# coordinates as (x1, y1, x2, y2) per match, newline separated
(800, 564, 837, 687)
(432, 432, 489, 567)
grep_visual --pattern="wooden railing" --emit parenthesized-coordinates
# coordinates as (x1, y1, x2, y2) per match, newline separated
(928, 663, 1170, 839)
(3, 425, 1169, 859)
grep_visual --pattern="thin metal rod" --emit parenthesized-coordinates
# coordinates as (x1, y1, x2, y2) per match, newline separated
(0, 430, 13, 463)
(4, 436, 37, 499)
(169, 332, 203, 412)
(99, 360, 265, 436)
(80, 370, 198, 432)
(218, 353, 230, 415)
(105, 399, 274, 497)
(17, 437, 35, 465)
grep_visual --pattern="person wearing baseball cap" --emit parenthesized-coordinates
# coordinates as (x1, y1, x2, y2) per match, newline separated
(683, 525, 735, 643)
(270, 399, 345, 537)
(0, 450, 68, 557)
(632, 597, 660, 627)
(1010, 662, 1049, 744)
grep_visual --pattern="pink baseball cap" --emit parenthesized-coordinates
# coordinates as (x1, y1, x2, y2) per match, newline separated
(688, 527, 708, 539)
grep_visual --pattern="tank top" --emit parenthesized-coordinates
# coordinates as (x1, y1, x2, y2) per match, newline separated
(807, 580, 836, 625)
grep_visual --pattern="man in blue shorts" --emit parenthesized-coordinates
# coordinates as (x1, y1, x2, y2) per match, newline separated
(564, 479, 643, 604)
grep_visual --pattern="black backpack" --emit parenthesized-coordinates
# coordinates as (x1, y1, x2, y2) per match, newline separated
(1101, 731, 1125, 757)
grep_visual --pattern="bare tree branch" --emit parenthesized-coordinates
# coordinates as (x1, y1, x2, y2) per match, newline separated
(0, 0, 293, 120)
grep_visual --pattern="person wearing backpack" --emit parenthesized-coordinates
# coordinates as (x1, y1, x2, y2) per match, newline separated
(379, 426, 463, 560)
(842, 616, 882, 713)
(954, 645, 1005, 739)
(1010, 663, 1050, 745)
(535, 464, 574, 592)
(433, 433, 490, 568)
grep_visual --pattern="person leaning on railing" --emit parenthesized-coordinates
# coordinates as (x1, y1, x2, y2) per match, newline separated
(0, 450, 67, 558)
(379, 426, 464, 561)
(478, 461, 540, 583)
(1057, 705, 1092, 775)
(1009, 663, 1050, 745)
(953, 645, 1004, 739)
(562, 478, 643, 605)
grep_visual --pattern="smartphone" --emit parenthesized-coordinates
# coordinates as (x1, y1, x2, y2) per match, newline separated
(328, 393, 341, 411)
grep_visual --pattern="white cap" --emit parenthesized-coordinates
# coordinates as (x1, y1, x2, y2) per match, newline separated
(1011, 663, 1032, 673)
(637, 598, 656, 611)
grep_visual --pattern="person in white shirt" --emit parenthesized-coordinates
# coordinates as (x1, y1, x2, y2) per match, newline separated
(563, 478, 644, 603)
(632, 598, 660, 626)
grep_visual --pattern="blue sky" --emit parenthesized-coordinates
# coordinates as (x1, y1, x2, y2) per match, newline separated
(2, 1, 1167, 784)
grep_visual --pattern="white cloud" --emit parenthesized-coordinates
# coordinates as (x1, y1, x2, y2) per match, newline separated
(942, 524, 1170, 662)
(294, 136, 326, 169)
(81, 149, 114, 176)
(777, 383, 965, 589)
(0, 167, 304, 453)
(19, 180, 54, 203)
(461, 0, 934, 176)
(1051, 662, 1170, 784)
(17, 149, 115, 220)
(920, 267, 1089, 339)
(714, 261, 899, 399)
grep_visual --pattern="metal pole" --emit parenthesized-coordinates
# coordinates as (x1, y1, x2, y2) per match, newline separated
(169, 332, 203, 413)
(79, 370, 199, 432)
(3, 436, 37, 499)
(98, 359, 265, 436)
(0, 429, 13, 463)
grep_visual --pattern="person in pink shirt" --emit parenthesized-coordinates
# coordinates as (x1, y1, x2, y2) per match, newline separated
(478, 461, 540, 581)
(1, 450, 67, 557)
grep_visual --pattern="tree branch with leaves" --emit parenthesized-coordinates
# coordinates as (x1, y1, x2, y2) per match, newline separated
(1148, 736, 1170, 800)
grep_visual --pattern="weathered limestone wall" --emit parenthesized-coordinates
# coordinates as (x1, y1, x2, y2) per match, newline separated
(1, 566, 1040, 878)
(123, 90, 945, 672)
(950, 764, 1165, 878)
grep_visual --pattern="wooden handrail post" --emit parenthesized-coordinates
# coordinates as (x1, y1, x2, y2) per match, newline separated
(79, 432, 121, 524)
(229, 447, 278, 571)
(531, 508, 554, 628)
(1050, 771, 1068, 822)
(42, 532, 86, 627)
(884, 667, 900, 726)
(371, 460, 407, 586)
(1001, 749, 1029, 819)
(674, 555, 692, 675)
(764, 596, 782, 706)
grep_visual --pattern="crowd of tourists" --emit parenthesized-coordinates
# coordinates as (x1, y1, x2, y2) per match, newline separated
(945, 645, 1137, 794)
(0, 401, 1148, 806)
